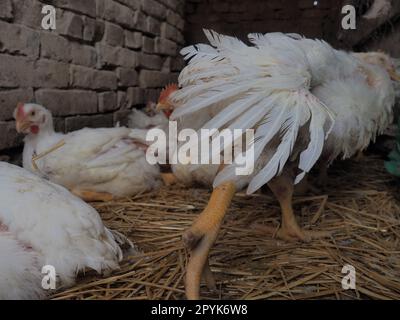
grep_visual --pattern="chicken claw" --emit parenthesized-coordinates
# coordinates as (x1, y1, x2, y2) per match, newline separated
(278, 219, 310, 242)
(252, 223, 332, 242)
(263, 171, 313, 242)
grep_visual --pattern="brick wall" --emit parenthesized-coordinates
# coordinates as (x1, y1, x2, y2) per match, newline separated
(185, 0, 343, 46)
(0, 0, 185, 151)
(1, 0, 398, 154)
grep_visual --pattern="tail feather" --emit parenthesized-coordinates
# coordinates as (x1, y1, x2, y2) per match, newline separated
(110, 229, 136, 256)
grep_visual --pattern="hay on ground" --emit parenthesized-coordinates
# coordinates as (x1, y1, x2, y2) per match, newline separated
(51, 156, 400, 300)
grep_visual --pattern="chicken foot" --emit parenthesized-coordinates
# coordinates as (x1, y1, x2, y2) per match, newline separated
(202, 259, 216, 291)
(255, 173, 331, 241)
(183, 181, 236, 300)
(267, 173, 310, 241)
(71, 189, 114, 202)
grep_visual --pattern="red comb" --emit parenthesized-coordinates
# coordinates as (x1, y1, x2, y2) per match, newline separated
(16, 102, 25, 119)
(158, 83, 179, 103)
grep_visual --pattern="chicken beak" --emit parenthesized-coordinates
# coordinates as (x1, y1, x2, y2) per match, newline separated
(389, 69, 400, 82)
(16, 119, 31, 133)
(156, 102, 168, 111)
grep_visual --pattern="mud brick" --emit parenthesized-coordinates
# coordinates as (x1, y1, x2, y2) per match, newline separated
(98, 91, 118, 112)
(0, 89, 34, 121)
(70, 65, 117, 90)
(65, 114, 114, 131)
(35, 89, 97, 116)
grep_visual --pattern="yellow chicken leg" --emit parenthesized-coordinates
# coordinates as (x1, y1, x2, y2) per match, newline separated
(254, 172, 331, 241)
(183, 181, 236, 300)
(71, 189, 114, 202)
(202, 259, 216, 291)
(161, 172, 178, 186)
(267, 174, 309, 241)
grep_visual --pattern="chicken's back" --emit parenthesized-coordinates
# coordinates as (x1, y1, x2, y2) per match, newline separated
(26, 127, 162, 197)
(313, 64, 395, 163)
(0, 232, 47, 300)
(0, 162, 125, 286)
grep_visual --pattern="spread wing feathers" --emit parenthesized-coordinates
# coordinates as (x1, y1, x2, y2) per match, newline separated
(248, 32, 304, 46)
(246, 91, 324, 193)
(207, 94, 282, 162)
(295, 96, 334, 184)
(172, 79, 263, 118)
(203, 94, 263, 130)
(204, 29, 250, 55)
(180, 43, 219, 62)
(172, 30, 335, 193)
(247, 32, 309, 67)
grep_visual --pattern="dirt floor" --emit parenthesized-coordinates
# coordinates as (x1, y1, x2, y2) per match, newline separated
(51, 155, 400, 300)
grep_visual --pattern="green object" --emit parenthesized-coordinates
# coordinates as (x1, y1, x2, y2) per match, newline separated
(385, 118, 400, 177)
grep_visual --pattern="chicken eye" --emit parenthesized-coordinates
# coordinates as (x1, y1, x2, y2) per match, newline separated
(31, 111, 36, 117)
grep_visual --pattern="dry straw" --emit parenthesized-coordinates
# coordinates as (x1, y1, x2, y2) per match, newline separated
(52, 156, 400, 300)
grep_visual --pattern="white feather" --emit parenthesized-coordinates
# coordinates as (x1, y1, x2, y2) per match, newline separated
(20, 104, 162, 198)
(172, 29, 395, 194)
(0, 162, 133, 293)
(180, 43, 219, 62)
(296, 96, 333, 183)
(0, 232, 46, 300)
(247, 97, 304, 194)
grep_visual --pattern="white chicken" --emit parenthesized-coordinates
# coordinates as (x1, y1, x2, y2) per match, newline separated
(128, 104, 169, 131)
(0, 231, 46, 299)
(127, 104, 169, 155)
(14, 103, 161, 202)
(156, 30, 400, 299)
(0, 161, 133, 299)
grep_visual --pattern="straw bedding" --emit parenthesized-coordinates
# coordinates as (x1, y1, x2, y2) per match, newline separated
(51, 155, 400, 300)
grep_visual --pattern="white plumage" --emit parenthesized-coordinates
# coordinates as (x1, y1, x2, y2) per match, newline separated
(128, 108, 169, 131)
(127, 107, 170, 148)
(15, 104, 161, 199)
(0, 232, 46, 300)
(0, 162, 132, 299)
(170, 30, 396, 193)
(167, 31, 398, 298)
